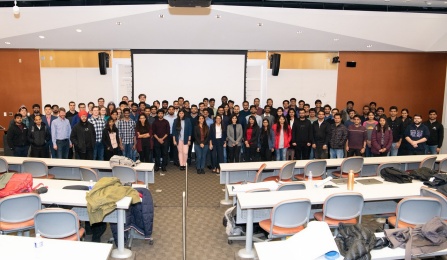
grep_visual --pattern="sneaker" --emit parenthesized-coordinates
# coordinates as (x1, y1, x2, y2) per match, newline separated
(162, 166, 167, 172)
(154, 166, 160, 172)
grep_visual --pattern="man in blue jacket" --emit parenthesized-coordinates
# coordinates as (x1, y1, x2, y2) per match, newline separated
(405, 114, 430, 155)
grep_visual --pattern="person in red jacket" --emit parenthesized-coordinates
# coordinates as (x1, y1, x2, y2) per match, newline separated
(272, 115, 292, 161)
(371, 116, 393, 157)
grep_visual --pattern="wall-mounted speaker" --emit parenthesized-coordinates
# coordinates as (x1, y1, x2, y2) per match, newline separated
(98, 52, 109, 75)
(346, 61, 357, 68)
(332, 56, 340, 63)
(270, 53, 281, 76)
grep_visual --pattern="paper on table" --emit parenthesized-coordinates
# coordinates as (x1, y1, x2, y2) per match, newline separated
(231, 181, 279, 192)
(287, 221, 339, 259)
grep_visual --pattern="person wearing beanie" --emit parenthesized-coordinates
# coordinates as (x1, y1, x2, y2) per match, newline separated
(70, 110, 96, 160)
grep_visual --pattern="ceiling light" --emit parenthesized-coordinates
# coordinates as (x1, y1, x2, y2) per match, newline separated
(367, 45, 373, 48)
(159, 14, 164, 18)
(334, 38, 339, 41)
(76, 29, 82, 33)
(426, 1, 432, 5)
(258, 23, 263, 27)
(116, 22, 122, 25)
(384, 0, 390, 2)
(297, 31, 302, 34)
(5, 42, 11, 45)
(39, 35, 45, 39)
(12, 0, 19, 15)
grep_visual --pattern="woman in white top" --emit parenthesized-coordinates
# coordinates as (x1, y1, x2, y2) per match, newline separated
(210, 115, 227, 173)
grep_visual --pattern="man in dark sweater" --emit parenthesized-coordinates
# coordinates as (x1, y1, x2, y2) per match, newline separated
(329, 113, 348, 159)
(292, 109, 313, 160)
(7, 113, 30, 157)
(405, 114, 430, 155)
(70, 110, 96, 160)
(28, 115, 50, 158)
(346, 115, 367, 157)
(311, 111, 331, 159)
(152, 109, 170, 172)
(424, 109, 444, 155)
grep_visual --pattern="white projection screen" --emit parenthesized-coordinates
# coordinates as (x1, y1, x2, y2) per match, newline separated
(132, 50, 247, 106)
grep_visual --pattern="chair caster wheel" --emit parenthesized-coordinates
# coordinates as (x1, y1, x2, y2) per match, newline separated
(228, 240, 233, 245)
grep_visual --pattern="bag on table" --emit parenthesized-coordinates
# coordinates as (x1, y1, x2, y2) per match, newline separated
(109, 155, 139, 167)
(0, 173, 45, 198)
(380, 167, 412, 184)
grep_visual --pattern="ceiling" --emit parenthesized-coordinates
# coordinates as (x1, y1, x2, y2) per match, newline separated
(0, 3, 446, 51)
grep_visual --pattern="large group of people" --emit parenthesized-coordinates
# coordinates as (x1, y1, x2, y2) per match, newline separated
(6, 95, 444, 174)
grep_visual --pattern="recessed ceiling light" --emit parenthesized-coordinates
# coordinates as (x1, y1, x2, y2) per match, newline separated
(5, 42, 11, 45)
(76, 29, 82, 33)
(159, 14, 164, 18)
(297, 31, 302, 34)
(367, 45, 373, 48)
(116, 22, 122, 25)
(384, 0, 390, 2)
(216, 14, 221, 18)
(258, 23, 263, 27)
(38, 35, 45, 39)
(426, 1, 432, 5)
(334, 38, 339, 41)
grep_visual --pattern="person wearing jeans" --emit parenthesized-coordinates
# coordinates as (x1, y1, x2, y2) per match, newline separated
(329, 114, 348, 159)
(152, 109, 170, 172)
(51, 108, 72, 159)
(210, 115, 227, 174)
(117, 108, 136, 161)
(88, 106, 105, 161)
(194, 115, 210, 174)
(272, 115, 292, 161)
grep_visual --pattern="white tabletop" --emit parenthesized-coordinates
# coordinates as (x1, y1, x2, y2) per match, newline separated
(0, 235, 112, 260)
(1, 155, 154, 172)
(236, 177, 424, 209)
(220, 154, 447, 172)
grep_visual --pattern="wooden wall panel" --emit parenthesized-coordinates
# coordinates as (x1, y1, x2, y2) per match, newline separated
(0, 49, 42, 148)
(113, 50, 131, 58)
(40, 50, 112, 67)
(248, 51, 338, 70)
(336, 52, 447, 119)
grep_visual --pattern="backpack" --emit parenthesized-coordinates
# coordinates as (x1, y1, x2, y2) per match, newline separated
(380, 167, 412, 184)
(109, 155, 139, 167)
(0, 173, 34, 198)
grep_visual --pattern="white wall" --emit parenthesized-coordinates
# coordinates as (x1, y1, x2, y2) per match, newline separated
(41, 68, 114, 107)
(265, 69, 338, 108)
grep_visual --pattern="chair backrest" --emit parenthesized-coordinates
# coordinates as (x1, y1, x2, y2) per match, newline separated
(304, 160, 327, 178)
(277, 183, 306, 191)
(112, 165, 137, 183)
(376, 162, 401, 176)
(420, 156, 437, 170)
(420, 187, 447, 219)
(0, 157, 8, 173)
(253, 163, 267, 183)
(79, 167, 99, 182)
(278, 161, 297, 180)
(340, 157, 364, 175)
(246, 188, 270, 193)
(439, 158, 447, 173)
(22, 160, 48, 178)
(323, 192, 364, 223)
(0, 193, 41, 223)
(395, 196, 441, 227)
(34, 208, 82, 240)
(269, 198, 311, 232)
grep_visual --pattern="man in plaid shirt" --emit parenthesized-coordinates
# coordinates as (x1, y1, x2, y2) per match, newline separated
(88, 106, 106, 160)
(118, 108, 136, 160)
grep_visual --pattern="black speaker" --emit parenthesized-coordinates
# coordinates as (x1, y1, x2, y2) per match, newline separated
(168, 0, 211, 7)
(98, 52, 109, 75)
(346, 61, 357, 68)
(332, 56, 340, 63)
(270, 53, 281, 76)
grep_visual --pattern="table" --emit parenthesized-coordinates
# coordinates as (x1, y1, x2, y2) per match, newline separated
(1, 156, 155, 186)
(235, 177, 424, 258)
(0, 234, 113, 260)
(254, 232, 447, 260)
(38, 178, 145, 259)
(219, 154, 447, 205)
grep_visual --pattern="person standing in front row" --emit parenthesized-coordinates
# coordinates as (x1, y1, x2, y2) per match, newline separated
(70, 110, 95, 160)
(405, 114, 430, 155)
(152, 109, 170, 172)
(117, 108, 136, 161)
(7, 113, 30, 157)
(209, 115, 226, 173)
(312, 111, 330, 159)
(136, 114, 153, 163)
(244, 116, 260, 162)
(424, 109, 444, 155)
(172, 110, 192, 171)
(102, 117, 122, 161)
(51, 107, 72, 159)
(28, 115, 50, 158)
(346, 115, 367, 157)
(226, 115, 243, 163)
(272, 115, 292, 161)
(259, 119, 275, 161)
(371, 116, 393, 157)
(194, 115, 210, 174)
(88, 106, 106, 161)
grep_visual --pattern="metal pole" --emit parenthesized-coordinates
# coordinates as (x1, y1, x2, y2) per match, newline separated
(182, 191, 186, 260)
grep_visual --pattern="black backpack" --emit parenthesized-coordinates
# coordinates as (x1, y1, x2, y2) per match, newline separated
(380, 167, 412, 183)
